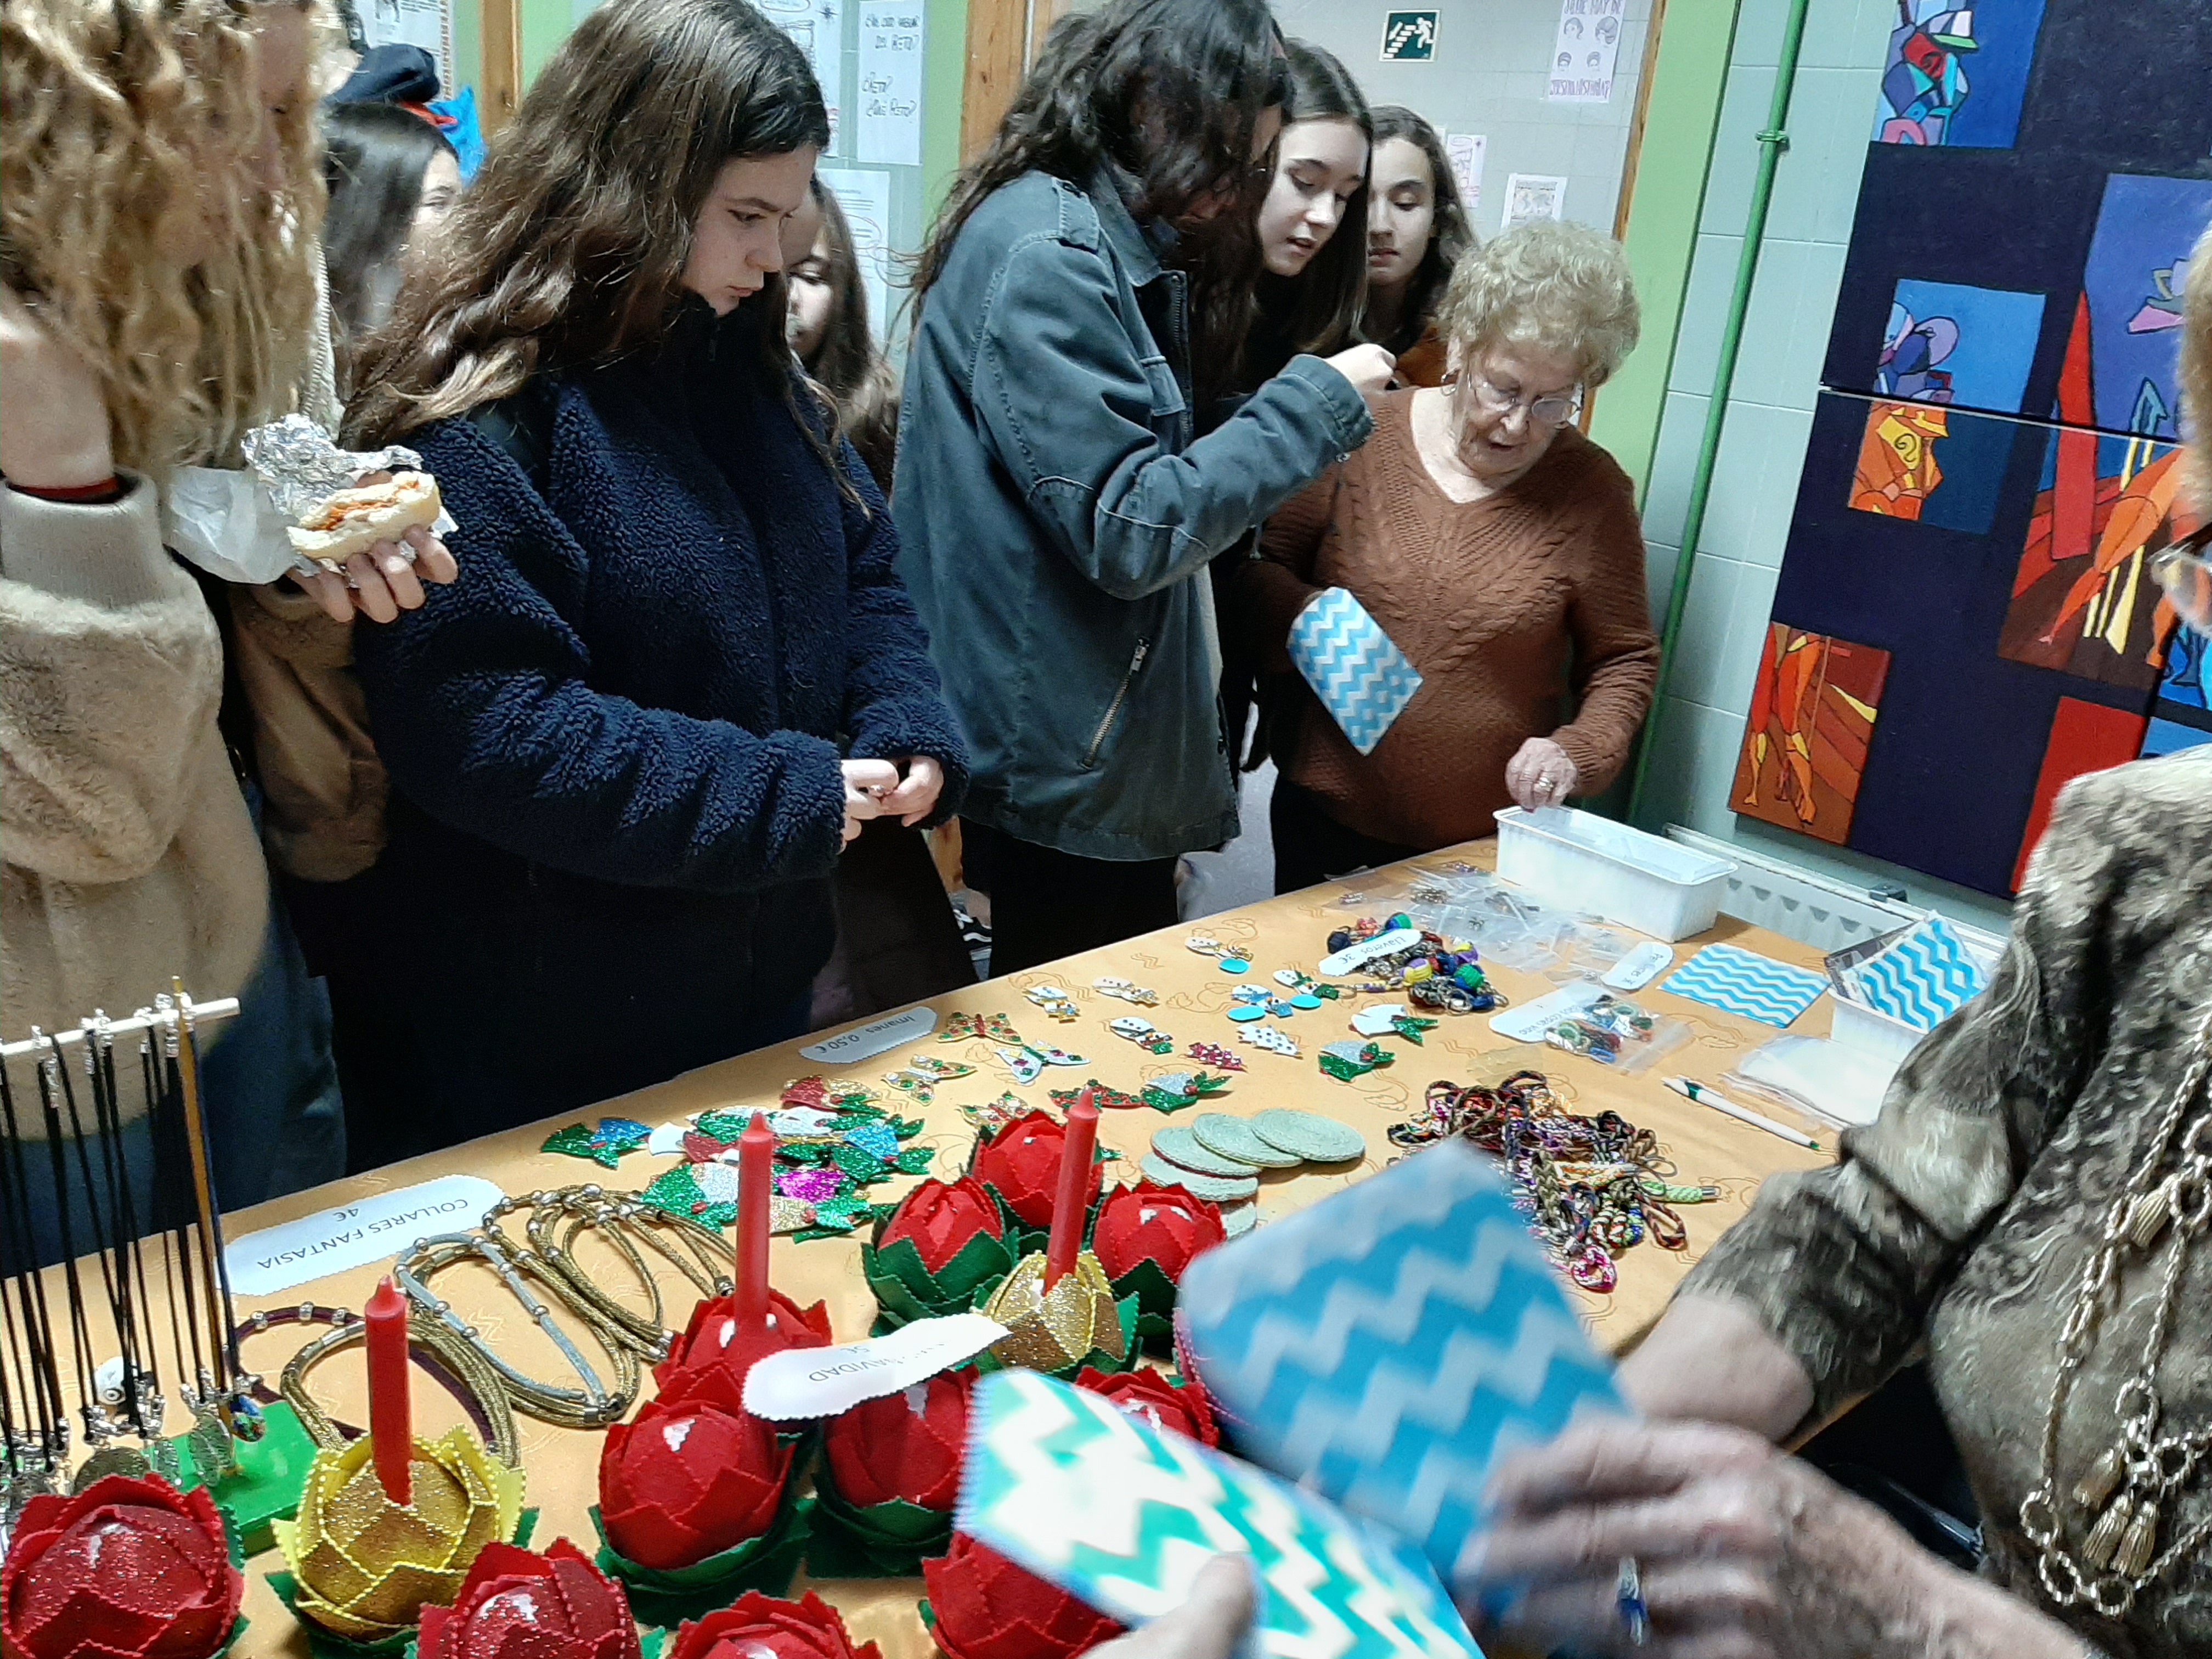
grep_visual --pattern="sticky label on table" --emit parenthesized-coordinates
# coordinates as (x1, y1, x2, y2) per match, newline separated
(798, 1004, 939, 1064)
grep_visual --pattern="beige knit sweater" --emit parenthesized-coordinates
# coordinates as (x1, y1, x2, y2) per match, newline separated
(1, 479, 267, 1109)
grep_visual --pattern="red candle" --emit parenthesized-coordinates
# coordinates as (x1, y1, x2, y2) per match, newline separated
(736, 1109, 775, 1333)
(1045, 1091, 1101, 1286)
(364, 1275, 411, 1506)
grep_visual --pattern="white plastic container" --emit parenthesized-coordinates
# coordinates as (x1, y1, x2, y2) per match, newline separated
(1493, 807, 1736, 942)
(1826, 920, 2005, 1068)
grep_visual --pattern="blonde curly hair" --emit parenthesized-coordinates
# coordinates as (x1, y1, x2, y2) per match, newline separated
(2, 0, 325, 474)
(2185, 217, 2212, 518)
(1438, 219, 1640, 388)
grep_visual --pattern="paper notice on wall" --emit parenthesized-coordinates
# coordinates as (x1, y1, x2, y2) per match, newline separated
(856, 5, 924, 167)
(1503, 173, 1569, 228)
(1444, 134, 1486, 212)
(760, 0, 844, 146)
(816, 167, 896, 346)
(360, 0, 453, 98)
(1547, 0, 1624, 102)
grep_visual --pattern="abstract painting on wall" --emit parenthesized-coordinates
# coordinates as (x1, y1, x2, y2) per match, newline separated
(1732, 624, 1892, 846)
(2011, 697, 2149, 888)
(2079, 172, 2212, 439)
(1873, 0, 2047, 149)
(1997, 427, 2198, 691)
(1876, 279, 2046, 415)
(2144, 627, 2211, 757)
(1849, 399, 2018, 533)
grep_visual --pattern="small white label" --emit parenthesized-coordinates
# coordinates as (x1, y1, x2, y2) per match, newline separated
(1319, 927, 1423, 978)
(224, 1174, 503, 1296)
(799, 1005, 939, 1064)
(1488, 979, 1606, 1043)
(744, 1313, 1008, 1420)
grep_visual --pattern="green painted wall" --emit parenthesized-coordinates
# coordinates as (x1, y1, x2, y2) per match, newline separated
(1585, 0, 1742, 502)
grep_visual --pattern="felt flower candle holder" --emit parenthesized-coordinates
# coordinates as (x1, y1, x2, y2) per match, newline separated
(589, 1383, 805, 1628)
(1087, 1178, 1227, 1340)
(976, 1252, 1135, 1380)
(921, 1534, 1124, 1659)
(664, 1590, 884, 1659)
(968, 1111, 1102, 1242)
(0, 1473, 245, 1659)
(808, 1369, 971, 1576)
(1073, 1365, 1220, 1447)
(862, 1177, 1017, 1332)
(653, 1289, 833, 1407)
(413, 1539, 639, 1659)
(269, 1429, 526, 1651)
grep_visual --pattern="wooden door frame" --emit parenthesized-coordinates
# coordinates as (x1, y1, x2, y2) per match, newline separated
(479, 0, 523, 131)
(962, 0, 1068, 165)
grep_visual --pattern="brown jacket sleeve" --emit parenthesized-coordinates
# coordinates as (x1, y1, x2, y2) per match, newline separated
(1242, 467, 1340, 676)
(1549, 454, 1659, 794)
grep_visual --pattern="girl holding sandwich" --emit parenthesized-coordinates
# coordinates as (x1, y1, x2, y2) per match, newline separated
(342, 0, 966, 1154)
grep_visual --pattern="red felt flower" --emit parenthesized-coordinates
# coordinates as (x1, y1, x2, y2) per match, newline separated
(597, 1394, 793, 1571)
(1075, 1366, 1220, 1447)
(415, 1538, 639, 1659)
(972, 1111, 1099, 1232)
(1089, 1180, 1226, 1285)
(923, 1534, 1122, 1659)
(653, 1289, 833, 1403)
(667, 1590, 883, 1659)
(823, 1369, 972, 1511)
(879, 1177, 1006, 1274)
(0, 1473, 242, 1659)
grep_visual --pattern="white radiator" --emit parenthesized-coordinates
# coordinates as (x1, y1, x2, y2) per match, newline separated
(1660, 826, 2001, 955)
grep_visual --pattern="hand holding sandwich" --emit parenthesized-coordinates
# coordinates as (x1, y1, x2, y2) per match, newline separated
(287, 470, 458, 624)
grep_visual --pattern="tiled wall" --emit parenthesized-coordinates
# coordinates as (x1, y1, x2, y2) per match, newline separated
(1271, 0, 1653, 242)
(1633, 0, 2015, 932)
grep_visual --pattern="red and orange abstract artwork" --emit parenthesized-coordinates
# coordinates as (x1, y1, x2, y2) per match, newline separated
(1731, 624, 1892, 845)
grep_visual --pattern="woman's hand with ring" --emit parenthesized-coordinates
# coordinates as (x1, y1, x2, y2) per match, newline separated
(1463, 1419, 2085, 1659)
(1506, 736, 1578, 810)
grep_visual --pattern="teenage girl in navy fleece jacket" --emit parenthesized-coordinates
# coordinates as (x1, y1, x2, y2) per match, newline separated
(338, 0, 966, 1160)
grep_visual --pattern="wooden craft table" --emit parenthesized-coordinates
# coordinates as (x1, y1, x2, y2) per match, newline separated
(160, 839, 1843, 1655)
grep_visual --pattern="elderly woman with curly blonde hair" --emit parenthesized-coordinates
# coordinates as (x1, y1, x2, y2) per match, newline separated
(1239, 219, 1658, 890)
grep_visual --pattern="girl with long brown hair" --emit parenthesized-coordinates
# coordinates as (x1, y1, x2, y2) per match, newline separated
(783, 179, 900, 492)
(894, 0, 1392, 974)
(338, 0, 966, 1158)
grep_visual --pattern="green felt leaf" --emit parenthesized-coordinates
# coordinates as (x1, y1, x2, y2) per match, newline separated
(589, 1497, 809, 1628)
(540, 1124, 603, 1162)
(264, 1572, 416, 1658)
(894, 1144, 936, 1175)
(1139, 1087, 1200, 1115)
(805, 1485, 954, 1578)
(893, 1117, 926, 1138)
(693, 1109, 750, 1142)
(782, 1142, 837, 1167)
(215, 1616, 251, 1659)
(1105, 1255, 1182, 1324)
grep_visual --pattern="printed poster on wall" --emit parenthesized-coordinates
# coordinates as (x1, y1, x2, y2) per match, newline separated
(360, 0, 453, 97)
(760, 0, 843, 147)
(1503, 174, 1568, 228)
(857, 5, 924, 168)
(1445, 134, 1486, 213)
(817, 167, 895, 347)
(1547, 0, 1623, 103)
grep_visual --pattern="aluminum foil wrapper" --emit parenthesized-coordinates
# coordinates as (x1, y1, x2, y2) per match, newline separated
(239, 414, 459, 574)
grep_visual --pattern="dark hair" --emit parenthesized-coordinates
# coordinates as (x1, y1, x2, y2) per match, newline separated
(798, 177, 899, 490)
(321, 101, 456, 373)
(914, 0, 1288, 362)
(1245, 38, 1372, 378)
(1363, 105, 1473, 356)
(347, 0, 830, 444)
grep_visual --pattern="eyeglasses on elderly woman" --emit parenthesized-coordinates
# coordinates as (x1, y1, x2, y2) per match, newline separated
(1459, 374, 1583, 428)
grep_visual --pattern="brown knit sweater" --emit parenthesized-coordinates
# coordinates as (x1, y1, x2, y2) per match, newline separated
(1242, 390, 1660, 848)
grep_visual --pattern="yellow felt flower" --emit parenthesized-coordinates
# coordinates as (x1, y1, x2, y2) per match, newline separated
(273, 1428, 525, 1643)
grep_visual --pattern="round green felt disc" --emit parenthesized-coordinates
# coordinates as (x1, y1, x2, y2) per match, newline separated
(1249, 1109, 1365, 1163)
(1150, 1126, 1260, 1180)
(1190, 1113, 1304, 1169)
(1137, 1154, 1259, 1203)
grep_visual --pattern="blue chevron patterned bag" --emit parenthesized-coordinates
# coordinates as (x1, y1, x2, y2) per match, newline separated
(1848, 915, 1987, 1031)
(960, 1370, 1483, 1659)
(1175, 1141, 1630, 1585)
(1286, 587, 1424, 755)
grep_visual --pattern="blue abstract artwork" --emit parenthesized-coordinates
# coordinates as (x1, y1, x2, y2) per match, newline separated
(1878, 279, 2047, 416)
(1872, 0, 2047, 149)
(2081, 173, 2212, 439)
